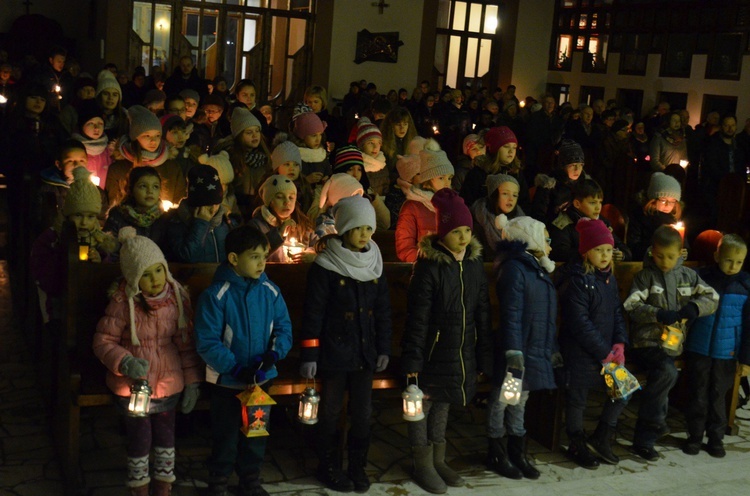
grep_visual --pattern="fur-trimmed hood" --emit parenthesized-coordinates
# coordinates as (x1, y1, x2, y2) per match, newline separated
(417, 234, 483, 264)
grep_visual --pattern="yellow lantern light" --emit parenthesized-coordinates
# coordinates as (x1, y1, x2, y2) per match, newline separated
(128, 379, 152, 417)
(78, 233, 91, 261)
(499, 367, 523, 405)
(297, 379, 320, 425)
(402, 379, 425, 421)
(236, 385, 276, 437)
(660, 325, 684, 352)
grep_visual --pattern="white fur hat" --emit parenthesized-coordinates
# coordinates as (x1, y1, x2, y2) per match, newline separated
(118, 227, 187, 346)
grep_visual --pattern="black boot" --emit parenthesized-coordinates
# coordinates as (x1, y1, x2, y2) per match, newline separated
(317, 436, 354, 493)
(208, 473, 229, 496)
(507, 435, 540, 479)
(347, 435, 371, 493)
(567, 432, 599, 469)
(486, 437, 522, 479)
(587, 423, 619, 465)
(239, 472, 269, 496)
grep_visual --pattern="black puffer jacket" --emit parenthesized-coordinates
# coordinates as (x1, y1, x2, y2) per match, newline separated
(626, 196, 680, 261)
(557, 262, 628, 389)
(401, 236, 493, 406)
(300, 261, 392, 372)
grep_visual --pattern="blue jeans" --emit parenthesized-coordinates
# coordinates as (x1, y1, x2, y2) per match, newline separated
(630, 347, 679, 448)
(487, 387, 530, 438)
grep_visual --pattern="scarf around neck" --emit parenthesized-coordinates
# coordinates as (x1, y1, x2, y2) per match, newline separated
(72, 132, 109, 156)
(119, 203, 162, 228)
(315, 237, 383, 281)
(362, 152, 386, 172)
(119, 137, 169, 167)
(403, 185, 436, 212)
(299, 146, 327, 163)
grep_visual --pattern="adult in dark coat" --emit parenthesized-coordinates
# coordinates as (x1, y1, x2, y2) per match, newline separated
(163, 55, 208, 100)
(701, 116, 746, 216)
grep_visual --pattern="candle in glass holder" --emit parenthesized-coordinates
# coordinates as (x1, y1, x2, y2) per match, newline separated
(672, 222, 685, 245)
(161, 200, 174, 211)
(679, 160, 688, 169)
(284, 237, 305, 262)
(78, 234, 91, 261)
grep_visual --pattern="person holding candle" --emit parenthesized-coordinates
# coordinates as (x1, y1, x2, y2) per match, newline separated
(71, 98, 113, 186)
(623, 225, 719, 461)
(627, 172, 687, 261)
(401, 188, 492, 494)
(247, 174, 314, 263)
(194, 225, 293, 496)
(557, 219, 629, 468)
(92, 227, 202, 496)
(104, 166, 169, 260)
(299, 196, 392, 493)
(683, 234, 750, 458)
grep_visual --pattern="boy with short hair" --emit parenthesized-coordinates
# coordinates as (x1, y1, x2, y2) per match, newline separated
(682, 234, 750, 457)
(549, 178, 630, 262)
(624, 225, 719, 461)
(194, 225, 293, 496)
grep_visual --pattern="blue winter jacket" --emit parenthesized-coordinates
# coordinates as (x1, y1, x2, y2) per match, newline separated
(557, 262, 629, 389)
(493, 239, 558, 391)
(684, 266, 750, 362)
(166, 200, 232, 263)
(194, 263, 293, 388)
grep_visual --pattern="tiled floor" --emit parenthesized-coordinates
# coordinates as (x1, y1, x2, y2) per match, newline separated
(2, 257, 750, 495)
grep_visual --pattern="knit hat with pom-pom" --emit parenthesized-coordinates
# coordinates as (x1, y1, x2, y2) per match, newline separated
(230, 107, 262, 138)
(259, 174, 297, 207)
(576, 218, 614, 255)
(356, 118, 382, 149)
(117, 226, 187, 346)
(415, 149, 454, 184)
(483, 126, 517, 155)
(319, 173, 364, 209)
(271, 133, 302, 170)
(647, 172, 681, 202)
(486, 173, 519, 195)
(62, 167, 102, 217)
(396, 154, 421, 183)
(502, 216, 556, 273)
(128, 105, 162, 141)
(333, 195, 377, 234)
(96, 69, 121, 98)
(293, 111, 327, 139)
(198, 151, 234, 186)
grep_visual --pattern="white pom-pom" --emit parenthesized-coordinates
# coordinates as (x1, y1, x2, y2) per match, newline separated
(118, 226, 137, 243)
(272, 131, 290, 148)
(198, 153, 210, 165)
(495, 214, 509, 230)
(424, 138, 441, 152)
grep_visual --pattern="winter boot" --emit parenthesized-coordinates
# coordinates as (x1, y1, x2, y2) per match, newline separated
(151, 479, 172, 496)
(432, 440, 465, 487)
(587, 423, 619, 464)
(347, 435, 371, 493)
(567, 432, 599, 469)
(127, 454, 150, 495)
(128, 483, 149, 496)
(317, 446, 355, 492)
(412, 444, 447, 494)
(486, 437, 523, 479)
(507, 435, 540, 479)
(208, 473, 229, 496)
(239, 472, 270, 496)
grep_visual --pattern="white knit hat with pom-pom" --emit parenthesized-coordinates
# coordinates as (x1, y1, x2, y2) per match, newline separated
(118, 226, 186, 346)
(198, 151, 234, 186)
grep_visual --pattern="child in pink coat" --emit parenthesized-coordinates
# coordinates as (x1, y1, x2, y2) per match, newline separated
(93, 227, 203, 496)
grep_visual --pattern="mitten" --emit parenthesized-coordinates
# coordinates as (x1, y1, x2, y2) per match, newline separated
(230, 364, 255, 384)
(611, 343, 626, 365)
(253, 350, 280, 372)
(602, 350, 616, 364)
(300, 361, 317, 379)
(181, 383, 200, 414)
(375, 355, 389, 372)
(678, 303, 699, 321)
(505, 350, 524, 370)
(551, 351, 564, 368)
(656, 309, 680, 325)
(119, 355, 149, 379)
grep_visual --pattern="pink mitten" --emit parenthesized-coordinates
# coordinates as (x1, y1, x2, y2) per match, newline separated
(611, 343, 625, 365)
(601, 350, 616, 364)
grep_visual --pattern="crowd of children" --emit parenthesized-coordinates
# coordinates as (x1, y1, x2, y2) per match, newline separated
(2, 49, 748, 496)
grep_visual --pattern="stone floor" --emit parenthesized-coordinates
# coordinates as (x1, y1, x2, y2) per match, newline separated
(2, 252, 750, 495)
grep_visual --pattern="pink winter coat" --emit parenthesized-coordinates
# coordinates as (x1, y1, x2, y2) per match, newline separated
(395, 199, 438, 262)
(93, 281, 204, 399)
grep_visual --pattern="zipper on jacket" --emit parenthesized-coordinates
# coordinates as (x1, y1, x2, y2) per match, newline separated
(459, 261, 467, 406)
(212, 231, 219, 263)
(428, 330, 441, 361)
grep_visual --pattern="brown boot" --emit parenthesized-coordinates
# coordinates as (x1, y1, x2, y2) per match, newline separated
(152, 479, 172, 496)
(129, 483, 149, 496)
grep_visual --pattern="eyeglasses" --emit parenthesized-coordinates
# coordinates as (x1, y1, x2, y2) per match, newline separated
(657, 199, 678, 207)
(203, 109, 222, 115)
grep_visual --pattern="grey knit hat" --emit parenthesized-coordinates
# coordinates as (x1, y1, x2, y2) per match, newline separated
(332, 195, 376, 234)
(127, 105, 162, 141)
(230, 107, 262, 138)
(416, 149, 454, 184)
(271, 139, 302, 170)
(647, 172, 681, 201)
(486, 173, 519, 195)
(179, 89, 200, 104)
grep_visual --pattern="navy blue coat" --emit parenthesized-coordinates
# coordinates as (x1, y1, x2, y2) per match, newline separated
(493, 239, 558, 391)
(557, 263, 629, 389)
(166, 201, 232, 263)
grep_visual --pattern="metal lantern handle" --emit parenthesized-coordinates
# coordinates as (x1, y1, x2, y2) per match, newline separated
(305, 377, 317, 390)
(406, 375, 419, 388)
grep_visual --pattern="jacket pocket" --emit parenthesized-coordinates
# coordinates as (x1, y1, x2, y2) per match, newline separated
(428, 330, 441, 361)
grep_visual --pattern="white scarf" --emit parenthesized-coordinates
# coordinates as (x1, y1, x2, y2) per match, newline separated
(315, 237, 383, 281)
(299, 146, 327, 163)
(362, 152, 386, 172)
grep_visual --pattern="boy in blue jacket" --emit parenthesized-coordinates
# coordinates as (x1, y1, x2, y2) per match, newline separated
(683, 234, 750, 458)
(194, 225, 293, 496)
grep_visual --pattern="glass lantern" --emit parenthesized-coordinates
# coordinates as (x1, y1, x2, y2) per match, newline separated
(128, 379, 152, 417)
(297, 379, 320, 425)
(499, 367, 523, 405)
(402, 379, 425, 421)
(78, 233, 91, 261)
(283, 237, 305, 263)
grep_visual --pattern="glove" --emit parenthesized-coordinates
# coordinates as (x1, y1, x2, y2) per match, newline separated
(181, 383, 200, 414)
(230, 364, 257, 384)
(505, 350, 524, 370)
(300, 361, 317, 379)
(602, 350, 616, 364)
(120, 355, 149, 379)
(611, 343, 626, 365)
(656, 309, 680, 325)
(375, 355, 389, 372)
(678, 303, 699, 321)
(741, 364, 750, 377)
(253, 350, 280, 372)
(551, 351, 564, 368)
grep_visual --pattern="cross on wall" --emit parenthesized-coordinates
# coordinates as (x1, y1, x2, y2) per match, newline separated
(371, 0, 390, 14)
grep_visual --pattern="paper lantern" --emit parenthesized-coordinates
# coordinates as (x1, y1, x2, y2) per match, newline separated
(236, 386, 276, 437)
(499, 368, 523, 405)
(601, 362, 641, 400)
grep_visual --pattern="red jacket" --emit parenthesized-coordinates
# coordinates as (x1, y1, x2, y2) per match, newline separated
(395, 199, 437, 262)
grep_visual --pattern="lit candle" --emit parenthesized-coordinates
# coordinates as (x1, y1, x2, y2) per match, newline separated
(284, 237, 305, 262)
(679, 160, 688, 168)
(432, 125, 439, 135)
(54, 85, 61, 93)
(672, 222, 685, 245)
(519, 100, 526, 108)
(161, 200, 174, 211)
(90, 175, 100, 187)
(0, 94, 7, 104)
(78, 244, 89, 261)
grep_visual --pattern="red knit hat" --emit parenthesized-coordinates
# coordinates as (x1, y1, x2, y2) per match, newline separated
(483, 126, 518, 154)
(432, 188, 473, 239)
(576, 218, 614, 255)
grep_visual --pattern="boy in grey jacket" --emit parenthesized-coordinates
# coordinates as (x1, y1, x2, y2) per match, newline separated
(623, 225, 719, 461)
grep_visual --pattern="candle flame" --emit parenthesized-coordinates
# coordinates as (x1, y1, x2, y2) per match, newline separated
(519, 101, 526, 108)
(0, 95, 7, 104)
(161, 200, 174, 211)
(679, 160, 688, 168)
(90, 175, 100, 186)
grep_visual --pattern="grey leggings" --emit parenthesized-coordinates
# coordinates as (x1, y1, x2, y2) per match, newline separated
(407, 400, 451, 447)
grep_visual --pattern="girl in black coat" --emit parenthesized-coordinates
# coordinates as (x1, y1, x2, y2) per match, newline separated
(298, 196, 391, 493)
(401, 188, 492, 494)
(558, 219, 629, 468)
